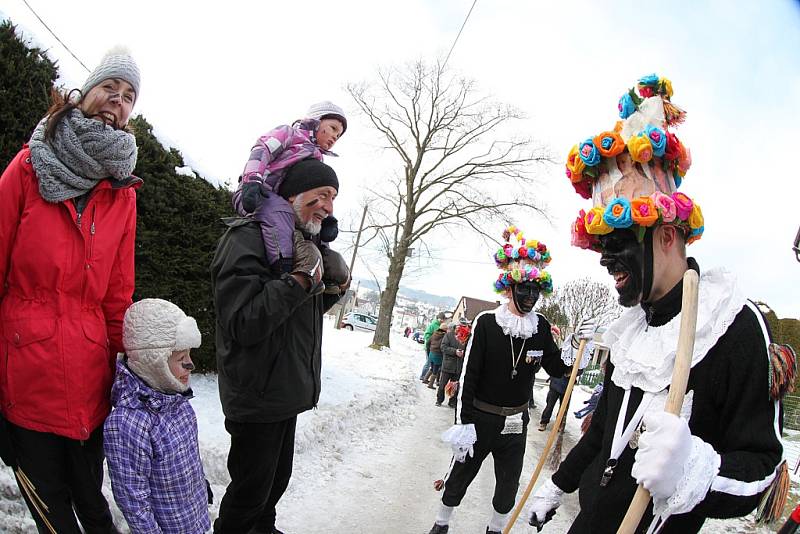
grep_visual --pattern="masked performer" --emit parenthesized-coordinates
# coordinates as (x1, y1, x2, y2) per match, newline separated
(528, 74, 784, 534)
(428, 227, 591, 534)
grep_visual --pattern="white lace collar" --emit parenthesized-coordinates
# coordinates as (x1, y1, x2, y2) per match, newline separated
(494, 303, 539, 339)
(605, 268, 746, 392)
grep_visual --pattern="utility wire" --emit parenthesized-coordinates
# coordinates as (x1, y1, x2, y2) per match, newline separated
(442, 0, 478, 69)
(20, 0, 90, 72)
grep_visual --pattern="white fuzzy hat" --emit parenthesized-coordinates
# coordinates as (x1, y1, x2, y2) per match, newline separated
(123, 299, 201, 393)
(81, 46, 141, 102)
(305, 101, 347, 133)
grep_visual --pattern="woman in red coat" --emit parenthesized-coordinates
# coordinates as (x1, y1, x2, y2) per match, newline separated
(0, 48, 141, 533)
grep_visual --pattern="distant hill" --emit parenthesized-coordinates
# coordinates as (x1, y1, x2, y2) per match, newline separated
(355, 278, 457, 308)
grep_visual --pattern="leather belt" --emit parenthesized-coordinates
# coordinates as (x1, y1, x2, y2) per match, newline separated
(473, 398, 528, 417)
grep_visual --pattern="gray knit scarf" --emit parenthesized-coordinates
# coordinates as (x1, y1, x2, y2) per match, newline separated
(28, 109, 138, 203)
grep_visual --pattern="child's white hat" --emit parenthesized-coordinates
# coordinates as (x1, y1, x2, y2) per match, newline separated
(123, 299, 201, 393)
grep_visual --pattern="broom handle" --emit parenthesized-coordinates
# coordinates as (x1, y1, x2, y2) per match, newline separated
(503, 338, 588, 534)
(616, 270, 700, 534)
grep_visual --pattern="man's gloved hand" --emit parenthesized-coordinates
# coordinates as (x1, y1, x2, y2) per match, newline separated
(241, 181, 264, 214)
(571, 318, 596, 347)
(631, 411, 692, 500)
(321, 246, 350, 295)
(319, 215, 339, 243)
(440, 424, 477, 463)
(528, 479, 563, 532)
(292, 230, 324, 294)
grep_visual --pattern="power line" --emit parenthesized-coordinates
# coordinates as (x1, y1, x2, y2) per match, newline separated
(442, 0, 478, 69)
(20, 0, 90, 72)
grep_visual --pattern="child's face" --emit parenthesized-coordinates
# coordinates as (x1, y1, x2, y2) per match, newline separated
(169, 349, 194, 387)
(316, 119, 344, 151)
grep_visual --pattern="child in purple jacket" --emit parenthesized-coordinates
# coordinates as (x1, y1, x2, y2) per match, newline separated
(233, 101, 347, 272)
(104, 299, 210, 534)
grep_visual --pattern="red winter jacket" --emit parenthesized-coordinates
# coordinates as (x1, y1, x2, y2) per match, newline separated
(0, 147, 139, 440)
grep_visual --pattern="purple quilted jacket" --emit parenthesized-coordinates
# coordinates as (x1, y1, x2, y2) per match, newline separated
(232, 118, 337, 270)
(104, 362, 210, 534)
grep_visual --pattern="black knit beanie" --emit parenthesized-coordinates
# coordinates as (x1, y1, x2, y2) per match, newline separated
(279, 159, 339, 200)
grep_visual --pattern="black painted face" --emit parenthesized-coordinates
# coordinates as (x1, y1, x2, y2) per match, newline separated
(512, 281, 540, 314)
(599, 229, 644, 307)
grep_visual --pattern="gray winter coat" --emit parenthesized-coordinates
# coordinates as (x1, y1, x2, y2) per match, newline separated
(440, 327, 466, 376)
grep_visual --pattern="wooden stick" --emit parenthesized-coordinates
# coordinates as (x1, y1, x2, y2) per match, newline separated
(503, 338, 588, 534)
(16, 468, 56, 534)
(616, 269, 700, 534)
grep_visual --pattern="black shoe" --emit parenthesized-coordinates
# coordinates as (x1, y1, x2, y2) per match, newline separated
(486, 529, 501, 534)
(272, 529, 285, 534)
(435, 401, 443, 407)
(428, 524, 449, 534)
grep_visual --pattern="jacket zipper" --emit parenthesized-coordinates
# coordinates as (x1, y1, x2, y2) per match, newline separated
(270, 228, 283, 259)
(88, 206, 97, 260)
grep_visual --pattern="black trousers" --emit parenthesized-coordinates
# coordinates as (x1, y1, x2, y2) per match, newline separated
(540, 387, 565, 425)
(442, 420, 527, 514)
(214, 416, 297, 534)
(8, 422, 117, 534)
(436, 370, 459, 406)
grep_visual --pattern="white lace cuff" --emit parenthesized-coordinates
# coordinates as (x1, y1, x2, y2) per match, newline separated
(652, 436, 720, 521)
(441, 424, 477, 463)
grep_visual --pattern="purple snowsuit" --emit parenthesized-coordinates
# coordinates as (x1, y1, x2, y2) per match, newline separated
(104, 361, 210, 534)
(233, 118, 336, 272)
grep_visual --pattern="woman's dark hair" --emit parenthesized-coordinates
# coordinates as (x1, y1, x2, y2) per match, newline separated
(44, 87, 83, 141)
(43, 86, 129, 140)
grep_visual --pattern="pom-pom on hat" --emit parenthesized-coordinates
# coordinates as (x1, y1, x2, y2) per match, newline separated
(306, 101, 347, 134)
(81, 46, 141, 102)
(566, 74, 703, 252)
(123, 299, 201, 394)
(493, 225, 553, 294)
(279, 159, 339, 200)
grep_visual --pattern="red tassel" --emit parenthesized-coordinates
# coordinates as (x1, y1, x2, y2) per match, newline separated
(756, 460, 789, 523)
(433, 479, 445, 491)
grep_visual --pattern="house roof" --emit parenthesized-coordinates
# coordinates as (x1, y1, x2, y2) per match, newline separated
(457, 296, 499, 321)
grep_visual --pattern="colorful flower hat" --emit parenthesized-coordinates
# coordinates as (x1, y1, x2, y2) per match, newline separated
(567, 74, 704, 251)
(493, 225, 553, 294)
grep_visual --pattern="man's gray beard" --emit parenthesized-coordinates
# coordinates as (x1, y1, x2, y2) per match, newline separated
(292, 193, 322, 235)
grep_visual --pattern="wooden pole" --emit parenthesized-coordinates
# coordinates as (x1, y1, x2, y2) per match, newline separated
(616, 269, 700, 534)
(503, 339, 588, 534)
(335, 205, 368, 329)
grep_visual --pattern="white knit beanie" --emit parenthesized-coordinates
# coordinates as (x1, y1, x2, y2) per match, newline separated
(81, 46, 141, 102)
(305, 101, 347, 133)
(123, 299, 201, 393)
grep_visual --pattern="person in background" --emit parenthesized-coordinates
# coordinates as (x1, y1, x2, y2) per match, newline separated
(420, 312, 446, 382)
(0, 47, 141, 533)
(426, 321, 448, 389)
(104, 299, 210, 534)
(437, 319, 470, 407)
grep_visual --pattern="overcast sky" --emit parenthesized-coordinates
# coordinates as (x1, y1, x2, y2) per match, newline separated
(3, 0, 799, 318)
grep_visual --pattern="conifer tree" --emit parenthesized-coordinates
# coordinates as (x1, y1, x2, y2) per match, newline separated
(0, 20, 58, 169)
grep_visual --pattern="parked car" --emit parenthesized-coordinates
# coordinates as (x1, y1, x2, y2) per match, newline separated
(341, 312, 378, 332)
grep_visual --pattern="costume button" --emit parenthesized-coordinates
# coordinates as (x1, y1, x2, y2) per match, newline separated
(85, 264, 91, 270)
(13, 333, 20, 344)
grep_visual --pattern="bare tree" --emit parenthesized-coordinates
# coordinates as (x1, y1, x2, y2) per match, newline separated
(347, 59, 552, 348)
(542, 278, 623, 334)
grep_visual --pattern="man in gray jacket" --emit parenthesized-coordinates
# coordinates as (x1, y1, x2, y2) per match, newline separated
(436, 319, 469, 407)
(211, 159, 349, 534)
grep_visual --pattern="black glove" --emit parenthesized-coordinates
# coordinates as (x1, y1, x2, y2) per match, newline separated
(319, 216, 339, 243)
(0, 413, 17, 469)
(292, 230, 324, 294)
(530, 508, 557, 532)
(241, 181, 264, 214)
(321, 246, 350, 295)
